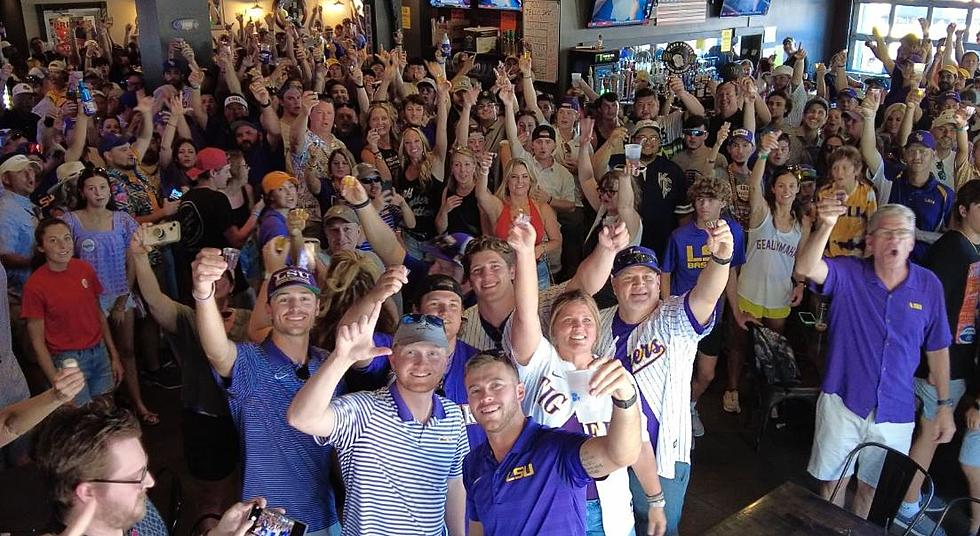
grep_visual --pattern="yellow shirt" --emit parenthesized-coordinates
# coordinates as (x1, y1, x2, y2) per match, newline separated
(821, 181, 877, 258)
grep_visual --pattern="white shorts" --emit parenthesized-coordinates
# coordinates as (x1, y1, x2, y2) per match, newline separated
(807, 392, 915, 486)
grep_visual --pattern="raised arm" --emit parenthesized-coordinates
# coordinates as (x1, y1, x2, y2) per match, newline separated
(518, 56, 545, 124)
(815, 63, 828, 100)
(0, 368, 83, 448)
(565, 221, 630, 295)
(794, 198, 846, 286)
(740, 77, 758, 134)
(898, 88, 923, 148)
(474, 152, 503, 224)
(943, 24, 958, 67)
(792, 48, 806, 89)
(578, 359, 642, 476)
(456, 86, 479, 146)
(749, 132, 777, 228)
(578, 117, 600, 210)
(340, 179, 407, 266)
(287, 301, 390, 437)
(187, 68, 208, 129)
(687, 220, 734, 325)
(869, 28, 895, 74)
(291, 91, 318, 154)
(191, 249, 239, 378)
(431, 80, 451, 174)
(250, 78, 282, 147)
(668, 75, 705, 117)
(130, 228, 179, 333)
(508, 221, 542, 366)
(131, 93, 154, 162)
(860, 89, 884, 173)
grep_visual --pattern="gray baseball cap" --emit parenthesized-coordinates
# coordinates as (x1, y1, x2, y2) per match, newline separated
(393, 314, 448, 349)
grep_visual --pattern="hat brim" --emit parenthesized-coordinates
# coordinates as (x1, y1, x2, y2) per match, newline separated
(613, 262, 662, 277)
(269, 284, 320, 299)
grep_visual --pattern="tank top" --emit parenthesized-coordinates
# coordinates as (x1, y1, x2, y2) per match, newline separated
(228, 186, 251, 228)
(737, 211, 802, 311)
(494, 201, 545, 245)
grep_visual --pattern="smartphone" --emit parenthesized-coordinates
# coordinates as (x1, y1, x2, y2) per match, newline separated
(301, 239, 320, 271)
(168, 189, 184, 201)
(248, 506, 307, 536)
(143, 221, 181, 247)
(798, 311, 816, 326)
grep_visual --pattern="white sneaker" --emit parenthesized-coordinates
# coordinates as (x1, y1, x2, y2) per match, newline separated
(692, 404, 705, 437)
(723, 390, 741, 413)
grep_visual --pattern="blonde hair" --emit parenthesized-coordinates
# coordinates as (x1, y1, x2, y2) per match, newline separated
(495, 158, 538, 200)
(314, 250, 392, 348)
(399, 126, 434, 189)
(548, 289, 601, 345)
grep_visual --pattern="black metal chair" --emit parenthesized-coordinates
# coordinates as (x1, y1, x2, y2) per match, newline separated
(930, 496, 980, 536)
(153, 467, 184, 534)
(829, 441, 934, 535)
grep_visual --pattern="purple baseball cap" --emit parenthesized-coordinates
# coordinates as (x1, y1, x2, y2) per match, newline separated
(906, 130, 936, 150)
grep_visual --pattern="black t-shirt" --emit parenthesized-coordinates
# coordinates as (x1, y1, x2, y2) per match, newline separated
(440, 185, 482, 237)
(178, 187, 233, 253)
(610, 154, 688, 258)
(399, 176, 443, 241)
(707, 109, 744, 147)
(920, 230, 980, 381)
(0, 110, 40, 141)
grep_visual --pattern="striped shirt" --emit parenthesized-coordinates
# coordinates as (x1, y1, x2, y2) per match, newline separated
(221, 340, 339, 532)
(317, 384, 469, 536)
(594, 294, 713, 479)
(459, 281, 569, 351)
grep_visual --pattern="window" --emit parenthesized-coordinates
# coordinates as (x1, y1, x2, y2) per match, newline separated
(847, 0, 980, 74)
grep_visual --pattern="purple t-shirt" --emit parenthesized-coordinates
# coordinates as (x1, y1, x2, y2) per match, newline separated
(662, 218, 746, 296)
(813, 257, 952, 423)
(62, 210, 138, 298)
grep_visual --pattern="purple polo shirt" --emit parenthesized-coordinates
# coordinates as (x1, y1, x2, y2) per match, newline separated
(463, 418, 591, 535)
(814, 257, 951, 423)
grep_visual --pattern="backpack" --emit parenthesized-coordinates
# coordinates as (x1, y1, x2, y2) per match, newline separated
(752, 324, 800, 386)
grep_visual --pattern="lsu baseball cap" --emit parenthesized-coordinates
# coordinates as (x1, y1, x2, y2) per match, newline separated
(99, 133, 133, 154)
(838, 88, 858, 100)
(730, 128, 755, 145)
(224, 94, 249, 110)
(393, 313, 448, 349)
(531, 124, 556, 142)
(424, 232, 473, 266)
(187, 147, 229, 180)
(906, 130, 936, 150)
(323, 204, 359, 224)
(559, 96, 581, 111)
(613, 246, 662, 276)
(267, 267, 320, 300)
(939, 90, 961, 103)
(261, 171, 299, 194)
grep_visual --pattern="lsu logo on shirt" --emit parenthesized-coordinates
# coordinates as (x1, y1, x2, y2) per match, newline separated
(506, 463, 535, 482)
(909, 302, 923, 310)
(685, 244, 711, 270)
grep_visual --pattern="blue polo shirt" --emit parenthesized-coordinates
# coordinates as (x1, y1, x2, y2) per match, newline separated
(319, 384, 468, 536)
(814, 257, 951, 423)
(463, 418, 591, 536)
(219, 339, 339, 532)
(884, 172, 954, 260)
(662, 218, 747, 296)
(349, 334, 487, 447)
(0, 191, 38, 294)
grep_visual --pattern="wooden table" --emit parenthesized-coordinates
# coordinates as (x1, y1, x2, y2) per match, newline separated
(704, 482, 883, 535)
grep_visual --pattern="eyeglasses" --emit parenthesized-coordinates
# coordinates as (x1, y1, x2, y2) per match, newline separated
(683, 128, 706, 136)
(90, 465, 149, 485)
(633, 135, 660, 145)
(873, 228, 914, 239)
(400, 313, 445, 328)
(598, 187, 618, 196)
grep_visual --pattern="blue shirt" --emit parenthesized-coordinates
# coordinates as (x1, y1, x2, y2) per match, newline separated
(219, 339, 339, 531)
(0, 191, 38, 294)
(662, 218, 746, 296)
(258, 209, 288, 249)
(351, 335, 487, 447)
(463, 418, 591, 536)
(885, 172, 954, 260)
(320, 384, 468, 536)
(814, 257, 952, 423)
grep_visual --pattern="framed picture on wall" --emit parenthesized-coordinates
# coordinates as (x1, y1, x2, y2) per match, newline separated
(210, 0, 225, 28)
(35, 2, 106, 43)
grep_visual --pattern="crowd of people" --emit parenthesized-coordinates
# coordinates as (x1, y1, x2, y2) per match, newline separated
(3, 7, 980, 536)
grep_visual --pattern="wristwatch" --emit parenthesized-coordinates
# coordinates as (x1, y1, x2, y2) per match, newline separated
(937, 398, 955, 408)
(612, 391, 638, 409)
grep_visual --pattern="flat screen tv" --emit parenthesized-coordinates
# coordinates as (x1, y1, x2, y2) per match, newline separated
(587, 0, 652, 28)
(478, 0, 521, 11)
(431, 0, 470, 8)
(720, 0, 772, 17)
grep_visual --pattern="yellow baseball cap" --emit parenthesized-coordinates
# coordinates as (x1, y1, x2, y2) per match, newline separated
(261, 171, 299, 194)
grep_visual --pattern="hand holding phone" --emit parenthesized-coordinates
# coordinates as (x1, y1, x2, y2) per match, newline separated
(248, 506, 307, 536)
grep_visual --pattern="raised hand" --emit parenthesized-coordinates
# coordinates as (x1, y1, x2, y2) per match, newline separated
(507, 219, 537, 255)
(704, 219, 734, 261)
(301, 90, 319, 113)
(51, 367, 86, 403)
(588, 357, 637, 401)
(815, 196, 848, 229)
(334, 301, 391, 364)
(134, 92, 154, 114)
(579, 115, 595, 145)
(191, 248, 229, 297)
(188, 68, 205, 88)
(369, 265, 409, 303)
(339, 175, 369, 206)
(716, 121, 732, 146)
(168, 94, 185, 118)
(760, 130, 780, 153)
(667, 75, 685, 94)
(261, 238, 289, 274)
(463, 85, 480, 107)
(598, 220, 630, 252)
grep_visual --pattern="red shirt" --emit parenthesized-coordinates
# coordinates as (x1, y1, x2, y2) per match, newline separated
(21, 259, 104, 352)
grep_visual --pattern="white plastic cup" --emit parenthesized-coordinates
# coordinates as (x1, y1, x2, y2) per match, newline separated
(567, 369, 604, 423)
(571, 72, 583, 83)
(61, 358, 79, 369)
(222, 247, 241, 273)
(624, 143, 642, 162)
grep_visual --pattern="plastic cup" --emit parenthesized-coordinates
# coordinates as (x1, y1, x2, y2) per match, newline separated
(222, 247, 241, 273)
(61, 358, 79, 369)
(571, 72, 582, 83)
(624, 143, 642, 162)
(566, 369, 604, 423)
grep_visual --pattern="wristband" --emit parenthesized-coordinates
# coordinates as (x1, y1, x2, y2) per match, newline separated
(251, 209, 262, 219)
(958, 126, 970, 132)
(259, 101, 271, 108)
(354, 83, 365, 89)
(189, 85, 201, 90)
(937, 398, 955, 408)
(757, 152, 769, 160)
(711, 254, 733, 265)
(349, 199, 371, 210)
(612, 391, 638, 409)
(645, 492, 666, 508)
(192, 282, 216, 301)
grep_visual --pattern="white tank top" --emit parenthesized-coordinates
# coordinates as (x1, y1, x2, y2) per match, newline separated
(737, 211, 802, 310)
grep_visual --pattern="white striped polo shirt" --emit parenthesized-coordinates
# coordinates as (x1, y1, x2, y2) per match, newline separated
(459, 281, 570, 350)
(316, 383, 469, 536)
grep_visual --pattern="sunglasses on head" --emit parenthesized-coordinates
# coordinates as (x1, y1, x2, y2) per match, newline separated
(776, 164, 817, 182)
(401, 313, 445, 328)
(683, 128, 707, 136)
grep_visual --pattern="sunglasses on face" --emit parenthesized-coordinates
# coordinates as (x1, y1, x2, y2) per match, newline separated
(598, 187, 618, 196)
(359, 176, 383, 185)
(683, 128, 707, 136)
(401, 313, 445, 328)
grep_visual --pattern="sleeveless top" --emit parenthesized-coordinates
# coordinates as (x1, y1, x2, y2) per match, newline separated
(583, 208, 642, 256)
(737, 211, 802, 311)
(493, 201, 545, 244)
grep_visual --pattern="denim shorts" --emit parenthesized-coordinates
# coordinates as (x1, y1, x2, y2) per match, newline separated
(99, 292, 136, 315)
(53, 343, 113, 405)
(914, 377, 967, 420)
(960, 427, 980, 468)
